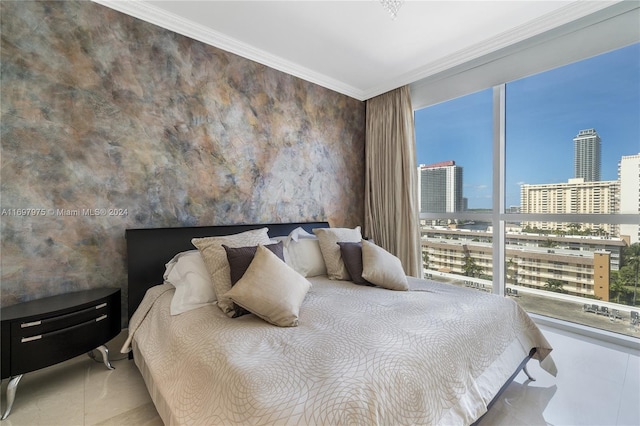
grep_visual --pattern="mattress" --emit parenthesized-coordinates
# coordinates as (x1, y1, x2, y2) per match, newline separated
(124, 276, 556, 426)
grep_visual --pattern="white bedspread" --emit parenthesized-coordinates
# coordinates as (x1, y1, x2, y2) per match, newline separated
(124, 277, 556, 426)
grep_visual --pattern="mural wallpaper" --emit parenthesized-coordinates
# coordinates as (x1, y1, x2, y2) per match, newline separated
(0, 1, 366, 318)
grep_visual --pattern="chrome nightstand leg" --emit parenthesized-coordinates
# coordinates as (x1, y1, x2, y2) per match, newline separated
(523, 364, 536, 381)
(96, 345, 115, 370)
(88, 345, 115, 370)
(1, 374, 23, 420)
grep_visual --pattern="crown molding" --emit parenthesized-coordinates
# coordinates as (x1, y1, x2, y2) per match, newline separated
(92, 1, 622, 102)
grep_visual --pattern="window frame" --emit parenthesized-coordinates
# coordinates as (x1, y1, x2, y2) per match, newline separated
(417, 81, 638, 347)
(418, 82, 638, 287)
(413, 4, 639, 347)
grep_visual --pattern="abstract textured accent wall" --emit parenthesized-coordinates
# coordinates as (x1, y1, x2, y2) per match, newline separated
(0, 1, 365, 316)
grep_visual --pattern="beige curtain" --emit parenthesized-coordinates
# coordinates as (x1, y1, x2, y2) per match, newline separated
(364, 85, 421, 277)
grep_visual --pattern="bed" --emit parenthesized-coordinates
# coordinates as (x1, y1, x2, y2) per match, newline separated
(122, 222, 556, 426)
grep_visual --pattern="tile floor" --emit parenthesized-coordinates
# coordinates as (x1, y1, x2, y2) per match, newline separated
(477, 325, 640, 426)
(1, 324, 638, 426)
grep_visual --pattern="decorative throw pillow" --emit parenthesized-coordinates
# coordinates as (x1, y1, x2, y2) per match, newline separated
(223, 242, 285, 317)
(337, 242, 372, 286)
(223, 242, 285, 284)
(192, 228, 270, 316)
(361, 239, 409, 291)
(164, 250, 217, 315)
(285, 238, 327, 277)
(313, 227, 362, 280)
(224, 245, 312, 327)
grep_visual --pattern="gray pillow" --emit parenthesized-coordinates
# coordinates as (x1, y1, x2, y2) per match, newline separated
(337, 242, 372, 286)
(223, 242, 284, 317)
(223, 242, 285, 284)
(313, 227, 362, 280)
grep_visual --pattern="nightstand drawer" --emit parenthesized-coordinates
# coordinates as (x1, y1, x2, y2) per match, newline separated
(12, 312, 115, 374)
(14, 302, 109, 337)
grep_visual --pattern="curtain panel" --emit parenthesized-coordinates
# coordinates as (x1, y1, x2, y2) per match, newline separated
(364, 85, 421, 277)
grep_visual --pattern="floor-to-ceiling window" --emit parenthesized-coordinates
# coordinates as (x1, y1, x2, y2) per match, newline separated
(415, 43, 639, 338)
(415, 89, 494, 285)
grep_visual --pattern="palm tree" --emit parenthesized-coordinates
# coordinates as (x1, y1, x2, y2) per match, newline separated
(623, 243, 640, 306)
(609, 271, 626, 304)
(506, 257, 518, 286)
(462, 246, 482, 278)
(422, 249, 429, 270)
(545, 279, 567, 294)
(540, 238, 557, 248)
(567, 223, 582, 235)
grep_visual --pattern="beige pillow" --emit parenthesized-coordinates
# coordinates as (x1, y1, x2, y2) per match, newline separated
(192, 228, 270, 316)
(361, 239, 409, 291)
(224, 245, 312, 327)
(313, 226, 362, 280)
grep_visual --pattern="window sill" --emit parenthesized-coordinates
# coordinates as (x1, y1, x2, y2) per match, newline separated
(530, 313, 640, 351)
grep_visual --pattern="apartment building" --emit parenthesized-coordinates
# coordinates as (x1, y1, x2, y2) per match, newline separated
(422, 226, 625, 270)
(422, 233, 611, 300)
(520, 178, 619, 234)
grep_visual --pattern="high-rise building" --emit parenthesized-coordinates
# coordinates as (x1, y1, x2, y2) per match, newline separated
(417, 161, 463, 213)
(618, 153, 640, 245)
(573, 128, 601, 182)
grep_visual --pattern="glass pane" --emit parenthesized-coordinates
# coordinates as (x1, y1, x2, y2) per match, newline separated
(505, 222, 639, 338)
(416, 43, 639, 339)
(505, 43, 640, 216)
(422, 221, 639, 338)
(503, 43, 640, 338)
(421, 223, 493, 286)
(414, 89, 493, 216)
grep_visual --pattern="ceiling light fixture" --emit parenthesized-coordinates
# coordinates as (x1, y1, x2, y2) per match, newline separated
(380, 0, 404, 20)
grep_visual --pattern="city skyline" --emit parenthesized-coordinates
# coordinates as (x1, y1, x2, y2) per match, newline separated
(415, 42, 640, 210)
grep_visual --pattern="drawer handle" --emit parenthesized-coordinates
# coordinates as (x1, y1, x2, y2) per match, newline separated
(21, 321, 42, 328)
(96, 314, 107, 322)
(95, 303, 107, 310)
(21, 335, 42, 343)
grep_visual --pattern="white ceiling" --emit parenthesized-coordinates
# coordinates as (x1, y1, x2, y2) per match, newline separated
(93, 1, 619, 101)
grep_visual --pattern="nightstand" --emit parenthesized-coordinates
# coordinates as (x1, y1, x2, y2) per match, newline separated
(1, 287, 121, 419)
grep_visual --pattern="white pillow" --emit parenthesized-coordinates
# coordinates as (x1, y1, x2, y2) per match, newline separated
(274, 228, 327, 277)
(361, 239, 409, 291)
(224, 245, 312, 327)
(286, 238, 327, 277)
(163, 249, 198, 282)
(313, 227, 362, 280)
(164, 251, 217, 315)
(192, 228, 271, 316)
(287, 226, 315, 242)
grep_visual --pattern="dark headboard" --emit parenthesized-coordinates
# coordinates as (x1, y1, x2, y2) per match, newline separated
(125, 222, 330, 320)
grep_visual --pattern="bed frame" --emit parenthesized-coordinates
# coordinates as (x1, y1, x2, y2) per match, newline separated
(124, 221, 536, 424)
(125, 221, 329, 320)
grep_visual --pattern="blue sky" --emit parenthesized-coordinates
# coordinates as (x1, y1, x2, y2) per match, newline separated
(414, 43, 640, 209)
